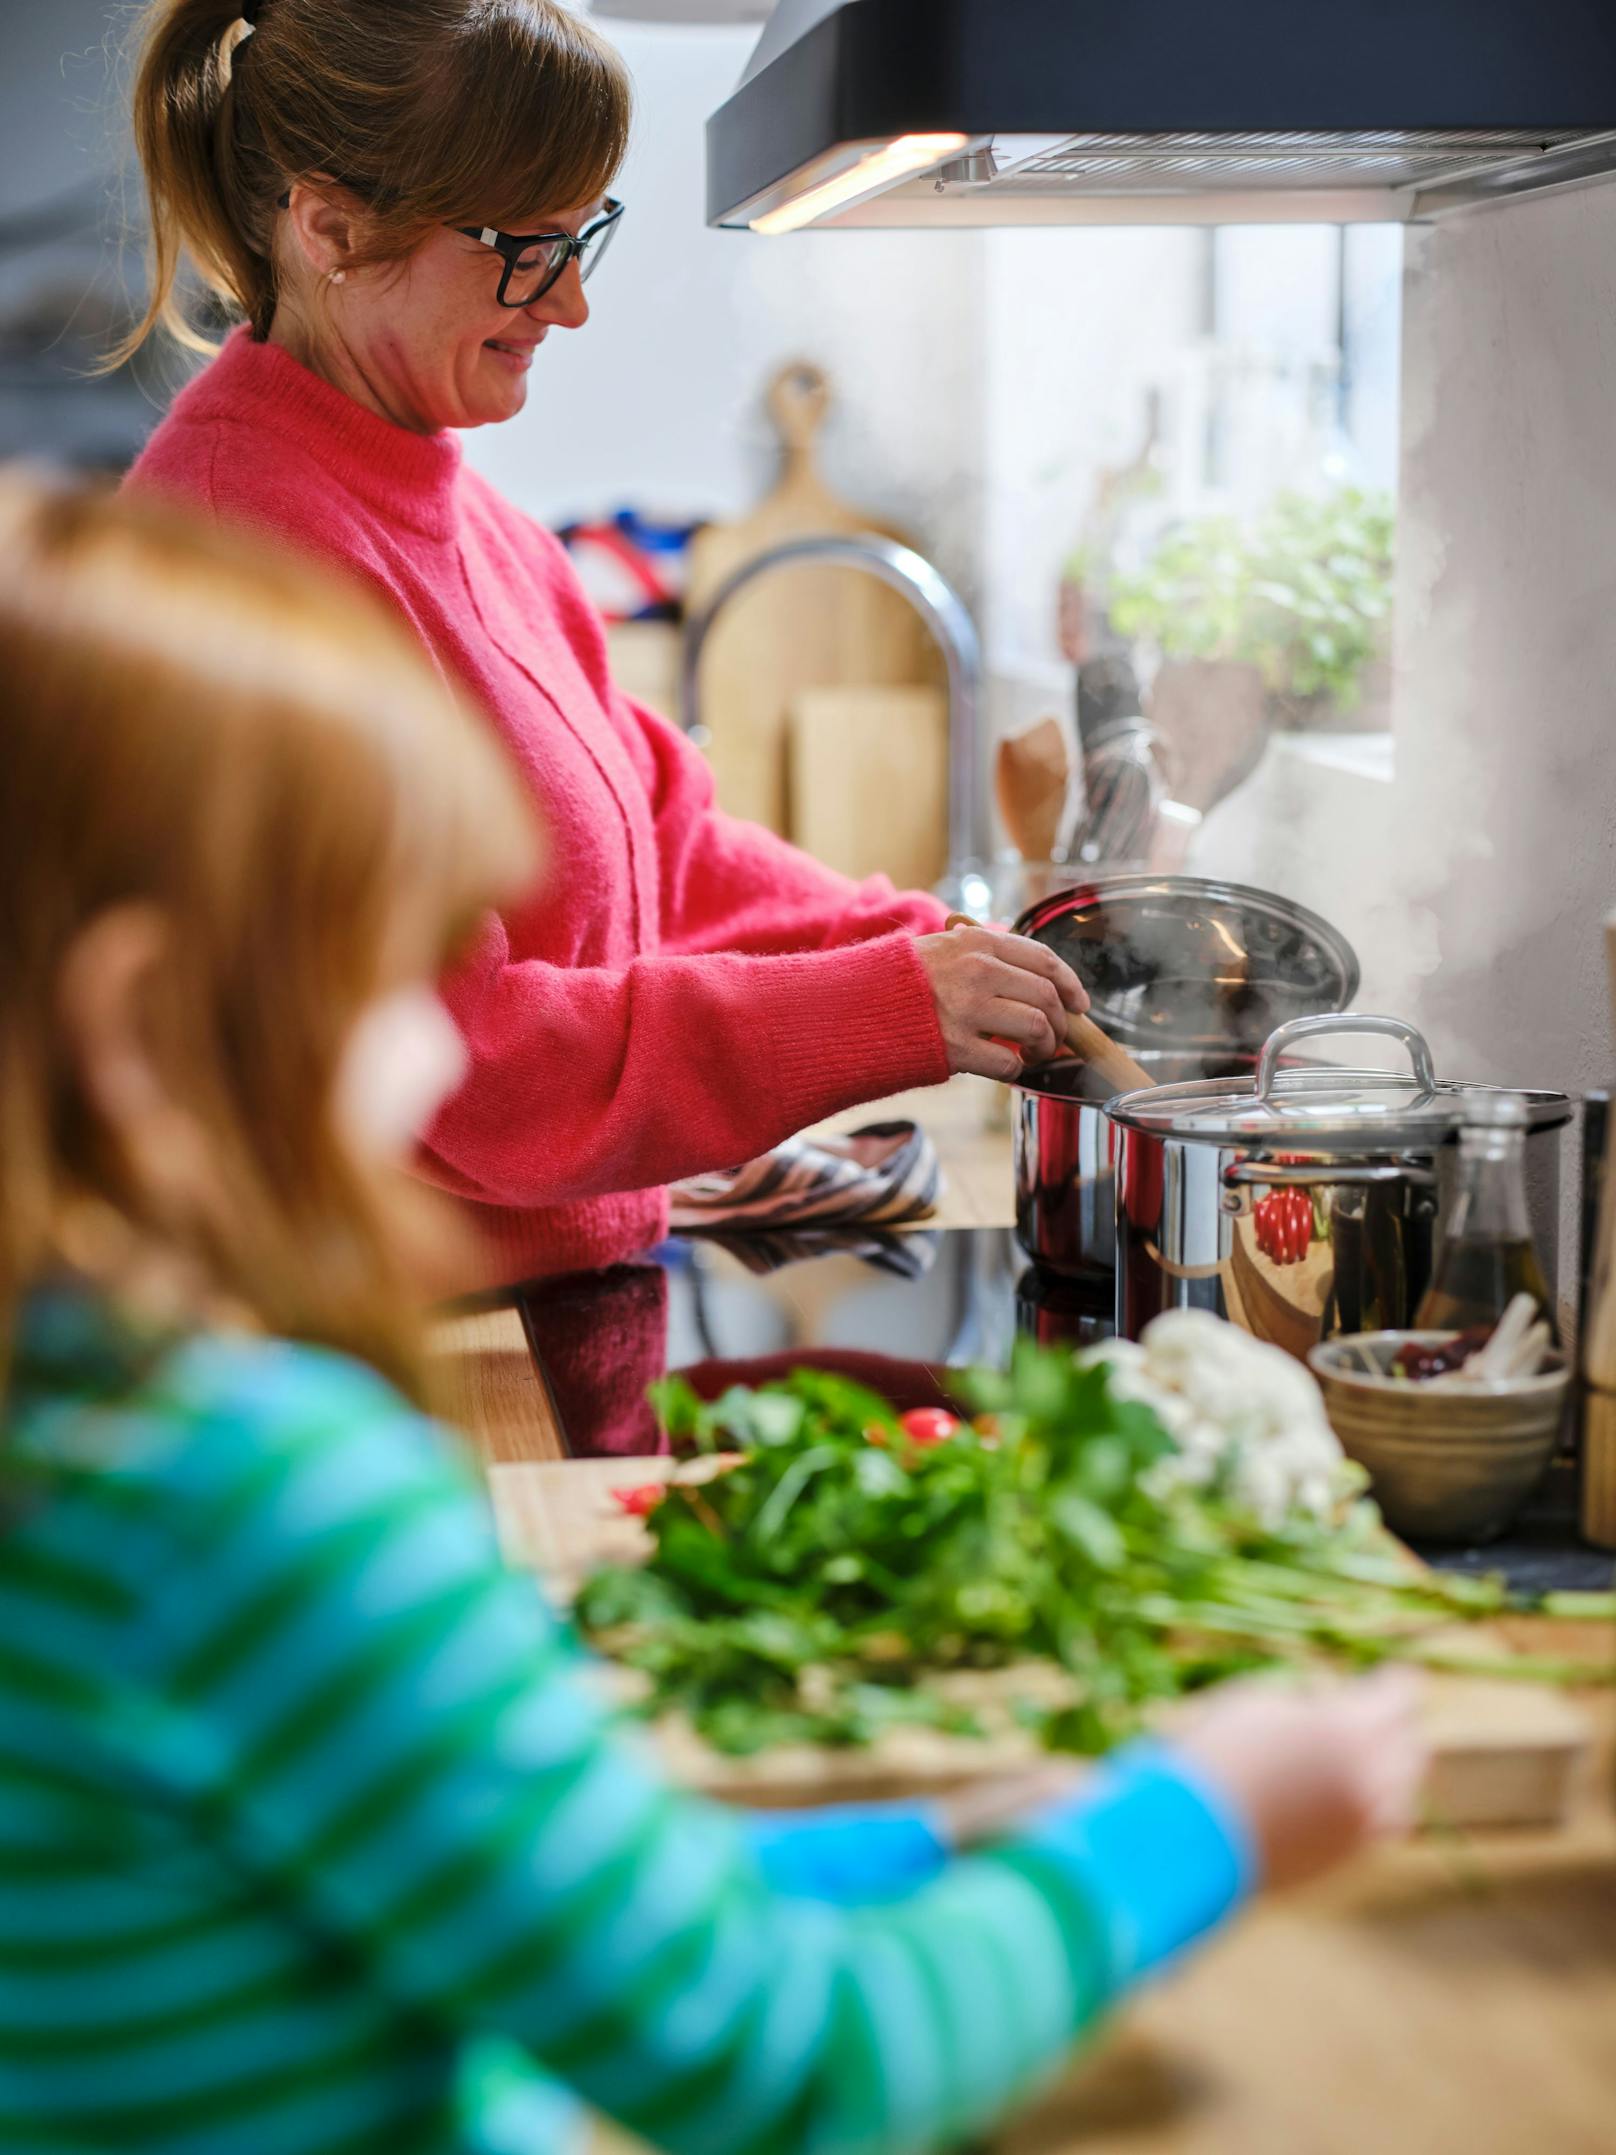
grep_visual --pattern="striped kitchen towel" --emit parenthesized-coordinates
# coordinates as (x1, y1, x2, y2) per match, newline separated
(669, 1121, 940, 1236)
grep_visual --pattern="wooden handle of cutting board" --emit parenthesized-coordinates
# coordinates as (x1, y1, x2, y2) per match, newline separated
(945, 914, 1155, 1093)
(768, 362, 831, 475)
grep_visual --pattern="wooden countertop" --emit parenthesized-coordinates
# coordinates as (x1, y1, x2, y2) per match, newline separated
(569, 1607, 1615, 2155)
(575, 1618, 1615, 2155)
(998, 1623, 1615, 2155)
(493, 1450, 1615, 2152)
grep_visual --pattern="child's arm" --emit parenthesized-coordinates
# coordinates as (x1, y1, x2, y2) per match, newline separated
(142, 1350, 1253, 2155)
(742, 1804, 952, 1902)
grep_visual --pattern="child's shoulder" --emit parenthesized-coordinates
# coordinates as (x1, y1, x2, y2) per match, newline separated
(158, 1326, 405, 1424)
(125, 1329, 476, 1538)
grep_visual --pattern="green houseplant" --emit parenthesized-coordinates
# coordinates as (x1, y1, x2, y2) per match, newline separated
(1109, 488, 1395, 727)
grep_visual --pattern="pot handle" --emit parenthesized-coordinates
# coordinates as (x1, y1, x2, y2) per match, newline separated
(1255, 1013, 1438, 1101)
(1223, 1159, 1439, 1191)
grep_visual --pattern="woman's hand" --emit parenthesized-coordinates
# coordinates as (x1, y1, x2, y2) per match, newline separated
(914, 924, 1089, 1080)
(1173, 1669, 1427, 1892)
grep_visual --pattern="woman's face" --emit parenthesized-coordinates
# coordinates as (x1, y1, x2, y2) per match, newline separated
(319, 200, 601, 433)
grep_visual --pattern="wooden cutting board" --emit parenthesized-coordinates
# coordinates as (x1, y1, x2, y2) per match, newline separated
(684, 361, 946, 839)
(788, 684, 949, 889)
(491, 1456, 1593, 1826)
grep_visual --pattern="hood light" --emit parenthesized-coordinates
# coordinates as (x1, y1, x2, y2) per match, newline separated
(748, 132, 969, 233)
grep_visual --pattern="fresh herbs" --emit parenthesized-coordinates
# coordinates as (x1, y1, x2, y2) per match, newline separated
(1108, 487, 1395, 717)
(575, 1347, 1612, 1760)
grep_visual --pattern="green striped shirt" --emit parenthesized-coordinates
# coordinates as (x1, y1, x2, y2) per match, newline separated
(0, 1292, 1249, 2153)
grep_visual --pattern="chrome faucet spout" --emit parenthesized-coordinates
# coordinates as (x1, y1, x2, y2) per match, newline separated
(679, 533, 987, 902)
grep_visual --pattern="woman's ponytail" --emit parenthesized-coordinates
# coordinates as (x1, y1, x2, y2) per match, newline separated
(110, 0, 278, 365)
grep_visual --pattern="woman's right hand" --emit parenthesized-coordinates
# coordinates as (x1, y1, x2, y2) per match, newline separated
(914, 923, 1089, 1081)
(1174, 1669, 1427, 1892)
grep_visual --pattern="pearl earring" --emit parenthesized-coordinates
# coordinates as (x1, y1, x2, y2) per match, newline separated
(329, 269, 347, 285)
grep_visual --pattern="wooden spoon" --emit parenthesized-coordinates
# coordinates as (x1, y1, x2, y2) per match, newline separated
(995, 717, 1072, 864)
(945, 913, 1155, 1094)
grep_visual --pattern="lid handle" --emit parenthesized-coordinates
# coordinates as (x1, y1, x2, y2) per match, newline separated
(1255, 1013, 1438, 1102)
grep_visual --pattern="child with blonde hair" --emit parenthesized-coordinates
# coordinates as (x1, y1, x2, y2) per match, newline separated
(0, 472, 1423, 2155)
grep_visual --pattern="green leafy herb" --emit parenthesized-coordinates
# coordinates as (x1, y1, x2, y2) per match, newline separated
(576, 1345, 1613, 1759)
(1108, 487, 1395, 714)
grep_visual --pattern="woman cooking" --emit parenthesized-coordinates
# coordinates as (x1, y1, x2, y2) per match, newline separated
(120, 0, 1086, 1288)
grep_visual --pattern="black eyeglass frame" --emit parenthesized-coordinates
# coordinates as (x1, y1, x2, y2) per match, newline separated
(270, 190, 625, 309)
(454, 198, 625, 309)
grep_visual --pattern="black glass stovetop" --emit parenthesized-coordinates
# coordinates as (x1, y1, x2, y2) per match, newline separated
(493, 1226, 1612, 1594)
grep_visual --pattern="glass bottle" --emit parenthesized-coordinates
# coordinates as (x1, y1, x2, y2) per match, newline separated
(1415, 1093, 1551, 1332)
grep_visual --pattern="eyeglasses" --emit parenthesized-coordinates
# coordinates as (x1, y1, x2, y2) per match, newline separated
(456, 198, 625, 309)
(271, 190, 625, 309)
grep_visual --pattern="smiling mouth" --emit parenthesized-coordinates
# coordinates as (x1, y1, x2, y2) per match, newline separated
(485, 334, 544, 361)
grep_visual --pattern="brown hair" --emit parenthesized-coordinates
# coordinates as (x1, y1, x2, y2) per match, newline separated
(115, 0, 632, 358)
(0, 469, 539, 1399)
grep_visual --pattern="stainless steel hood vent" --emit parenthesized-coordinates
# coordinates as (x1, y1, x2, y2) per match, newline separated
(708, 0, 1616, 231)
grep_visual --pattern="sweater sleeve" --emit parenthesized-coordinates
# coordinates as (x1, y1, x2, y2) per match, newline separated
(421, 901, 949, 1210)
(624, 691, 950, 958)
(142, 1356, 1252, 2155)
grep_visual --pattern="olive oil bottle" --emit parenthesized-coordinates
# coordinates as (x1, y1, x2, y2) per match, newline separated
(1415, 1093, 1551, 1332)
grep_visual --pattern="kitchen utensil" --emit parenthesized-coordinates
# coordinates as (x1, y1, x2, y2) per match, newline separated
(1108, 1013, 1573, 1359)
(944, 912, 1154, 1095)
(1310, 1332, 1570, 1544)
(994, 717, 1072, 864)
(1068, 716, 1162, 868)
(1008, 874, 1361, 1277)
(1146, 657, 1271, 819)
(683, 362, 945, 836)
(789, 685, 948, 888)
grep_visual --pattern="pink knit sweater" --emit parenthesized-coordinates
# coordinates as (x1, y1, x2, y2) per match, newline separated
(127, 331, 950, 1284)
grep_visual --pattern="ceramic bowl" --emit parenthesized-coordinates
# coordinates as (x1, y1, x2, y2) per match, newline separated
(1307, 1331, 1569, 1545)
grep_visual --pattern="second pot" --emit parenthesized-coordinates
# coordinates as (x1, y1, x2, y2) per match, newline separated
(1106, 1014, 1572, 1361)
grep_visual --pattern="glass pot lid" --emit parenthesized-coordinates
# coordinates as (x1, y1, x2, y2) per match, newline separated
(1013, 873, 1360, 1053)
(1105, 1014, 1572, 1149)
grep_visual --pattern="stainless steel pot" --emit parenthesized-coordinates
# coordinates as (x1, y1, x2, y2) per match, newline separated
(1010, 874, 1360, 1277)
(1105, 1014, 1572, 1360)
(1013, 1051, 1252, 1279)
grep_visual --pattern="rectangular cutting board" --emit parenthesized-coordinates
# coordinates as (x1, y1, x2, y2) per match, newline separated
(490, 1457, 1593, 1826)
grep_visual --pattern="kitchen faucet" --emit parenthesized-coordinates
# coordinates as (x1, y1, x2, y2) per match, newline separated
(678, 533, 991, 915)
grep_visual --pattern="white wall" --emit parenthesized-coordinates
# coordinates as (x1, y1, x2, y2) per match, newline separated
(1390, 183, 1616, 1290)
(977, 227, 1205, 671)
(1197, 183, 1616, 1303)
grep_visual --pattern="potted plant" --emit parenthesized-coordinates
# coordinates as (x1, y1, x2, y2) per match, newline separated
(1108, 488, 1395, 733)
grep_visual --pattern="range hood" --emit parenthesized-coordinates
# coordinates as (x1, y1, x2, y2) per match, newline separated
(708, 0, 1616, 231)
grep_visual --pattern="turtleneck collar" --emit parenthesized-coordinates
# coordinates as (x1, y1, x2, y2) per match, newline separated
(179, 327, 465, 540)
